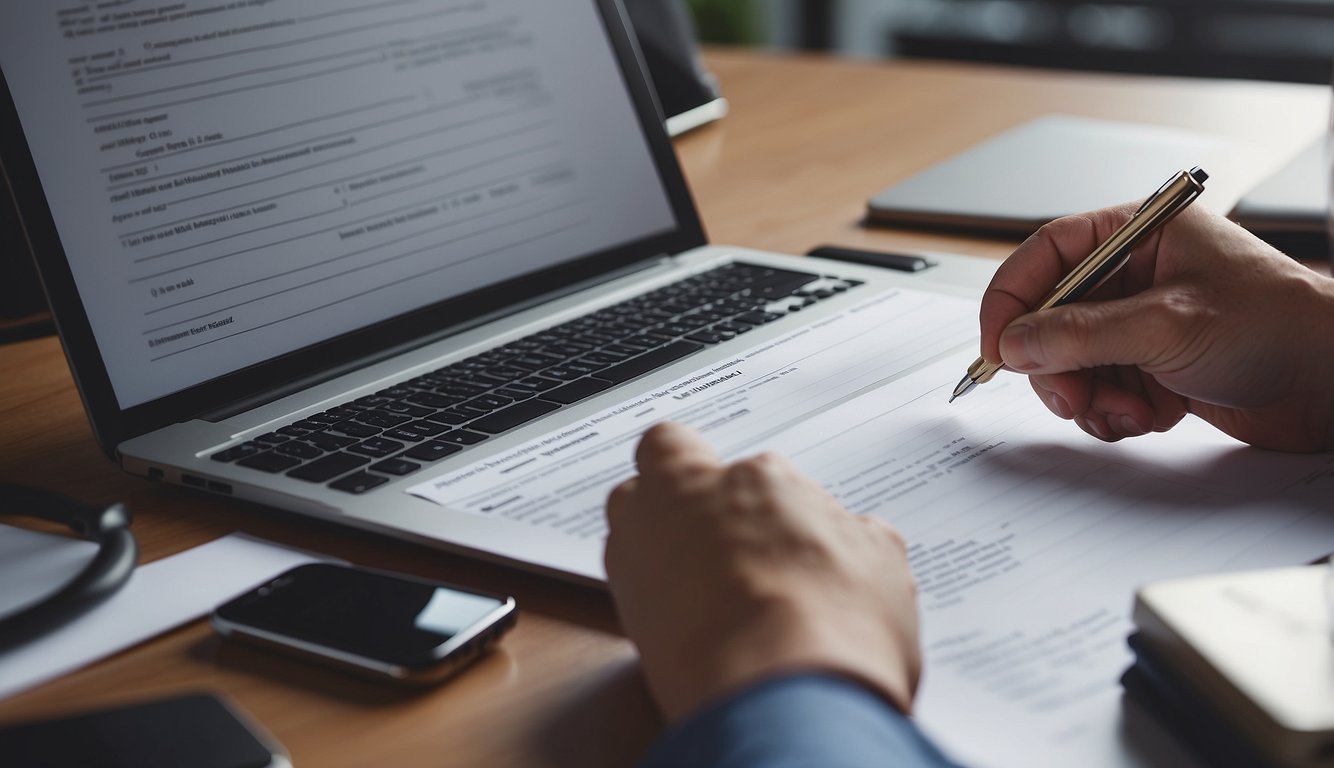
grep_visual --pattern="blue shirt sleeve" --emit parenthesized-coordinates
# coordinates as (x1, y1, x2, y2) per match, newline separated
(639, 673, 963, 768)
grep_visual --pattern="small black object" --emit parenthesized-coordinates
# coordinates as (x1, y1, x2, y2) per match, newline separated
(0, 692, 282, 768)
(0, 483, 137, 649)
(806, 245, 937, 273)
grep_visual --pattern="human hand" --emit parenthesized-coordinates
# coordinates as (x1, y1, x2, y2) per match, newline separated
(979, 204, 1334, 452)
(604, 422, 921, 722)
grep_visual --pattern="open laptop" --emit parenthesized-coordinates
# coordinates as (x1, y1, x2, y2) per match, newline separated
(0, 0, 995, 583)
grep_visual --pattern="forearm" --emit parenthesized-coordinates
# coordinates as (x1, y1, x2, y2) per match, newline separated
(640, 673, 962, 768)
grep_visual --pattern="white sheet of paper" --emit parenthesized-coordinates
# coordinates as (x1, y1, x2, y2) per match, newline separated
(757, 352, 1334, 767)
(410, 285, 1334, 766)
(0, 533, 323, 700)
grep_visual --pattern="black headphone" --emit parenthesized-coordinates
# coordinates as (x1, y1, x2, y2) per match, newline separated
(0, 483, 138, 649)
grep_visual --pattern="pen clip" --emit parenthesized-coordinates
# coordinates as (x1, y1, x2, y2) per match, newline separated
(1134, 166, 1207, 218)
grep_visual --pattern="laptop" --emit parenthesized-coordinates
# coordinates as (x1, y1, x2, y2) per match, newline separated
(0, 0, 995, 583)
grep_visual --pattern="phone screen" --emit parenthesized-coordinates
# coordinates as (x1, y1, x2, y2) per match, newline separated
(215, 564, 508, 667)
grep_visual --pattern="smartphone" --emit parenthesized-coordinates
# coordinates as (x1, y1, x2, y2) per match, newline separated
(0, 692, 289, 768)
(212, 563, 516, 684)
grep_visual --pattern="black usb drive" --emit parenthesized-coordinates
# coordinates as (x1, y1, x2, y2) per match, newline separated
(806, 246, 937, 273)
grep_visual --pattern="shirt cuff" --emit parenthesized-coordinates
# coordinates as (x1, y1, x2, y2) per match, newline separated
(639, 672, 961, 768)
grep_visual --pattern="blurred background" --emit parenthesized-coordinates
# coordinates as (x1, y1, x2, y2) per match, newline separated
(688, 0, 1334, 83)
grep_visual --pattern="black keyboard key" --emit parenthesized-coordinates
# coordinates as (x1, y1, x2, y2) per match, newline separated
(293, 419, 330, 431)
(439, 430, 488, 446)
(435, 384, 487, 399)
(426, 409, 471, 425)
(211, 442, 263, 462)
(305, 432, 357, 451)
(329, 471, 389, 494)
(277, 425, 314, 437)
(370, 458, 422, 476)
(383, 427, 428, 442)
(346, 437, 406, 458)
(469, 399, 561, 434)
(237, 451, 302, 473)
(735, 311, 784, 325)
(583, 351, 629, 365)
(593, 341, 704, 384)
(405, 392, 458, 410)
(382, 401, 432, 418)
(715, 321, 753, 334)
(752, 268, 820, 299)
(252, 432, 290, 445)
(542, 377, 613, 405)
(288, 452, 370, 482)
(354, 395, 396, 408)
(400, 419, 452, 437)
(685, 330, 735, 345)
(539, 366, 584, 382)
(404, 441, 463, 462)
(327, 421, 380, 438)
(356, 410, 412, 428)
(618, 334, 670, 350)
(493, 387, 536, 401)
(470, 393, 514, 410)
(517, 376, 561, 391)
(274, 441, 324, 460)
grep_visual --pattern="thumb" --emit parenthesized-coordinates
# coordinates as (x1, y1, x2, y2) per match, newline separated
(998, 294, 1179, 374)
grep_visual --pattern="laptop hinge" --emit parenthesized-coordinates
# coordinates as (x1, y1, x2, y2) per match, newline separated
(199, 255, 675, 422)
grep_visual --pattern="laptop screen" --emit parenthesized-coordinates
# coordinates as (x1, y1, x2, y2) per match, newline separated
(0, 1, 680, 409)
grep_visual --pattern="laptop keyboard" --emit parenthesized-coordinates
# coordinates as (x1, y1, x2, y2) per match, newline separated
(209, 261, 863, 494)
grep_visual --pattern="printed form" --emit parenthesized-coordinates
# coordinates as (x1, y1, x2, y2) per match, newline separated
(411, 286, 1334, 767)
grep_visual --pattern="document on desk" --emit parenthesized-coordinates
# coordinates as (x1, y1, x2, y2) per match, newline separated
(411, 286, 1334, 768)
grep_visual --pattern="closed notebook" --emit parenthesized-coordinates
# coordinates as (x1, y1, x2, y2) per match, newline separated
(866, 114, 1230, 234)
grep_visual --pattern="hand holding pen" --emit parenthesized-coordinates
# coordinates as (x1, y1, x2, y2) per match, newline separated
(952, 167, 1208, 402)
(963, 176, 1334, 452)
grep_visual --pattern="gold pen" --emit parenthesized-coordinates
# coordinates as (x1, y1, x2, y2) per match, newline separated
(949, 166, 1208, 403)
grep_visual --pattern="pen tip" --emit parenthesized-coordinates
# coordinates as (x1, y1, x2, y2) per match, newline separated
(948, 393, 957, 404)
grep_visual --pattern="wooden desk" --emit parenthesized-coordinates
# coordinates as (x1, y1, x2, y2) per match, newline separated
(0, 50, 1326, 767)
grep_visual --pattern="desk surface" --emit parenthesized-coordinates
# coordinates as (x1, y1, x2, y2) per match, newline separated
(0, 49, 1326, 767)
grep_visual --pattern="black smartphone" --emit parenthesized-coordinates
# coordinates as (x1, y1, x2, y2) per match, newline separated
(0, 693, 288, 768)
(212, 563, 517, 685)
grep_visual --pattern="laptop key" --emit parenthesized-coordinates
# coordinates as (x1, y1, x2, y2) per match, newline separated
(383, 427, 428, 442)
(237, 451, 303, 473)
(593, 340, 704, 384)
(329, 471, 389, 494)
(469, 399, 561, 434)
(327, 421, 379, 438)
(404, 440, 463, 462)
(493, 386, 536, 401)
(346, 437, 405, 458)
(274, 441, 323, 460)
(400, 419, 451, 437)
(439, 430, 488, 446)
(370, 458, 421, 476)
(288, 452, 370, 482)
(304, 432, 357, 451)
(355, 410, 412, 428)
(541, 377, 613, 405)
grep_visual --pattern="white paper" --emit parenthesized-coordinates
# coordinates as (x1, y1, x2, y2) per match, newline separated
(0, 533, 323, 700)
(758, 353, 1334, 768)
(413, 301, 1334, 766)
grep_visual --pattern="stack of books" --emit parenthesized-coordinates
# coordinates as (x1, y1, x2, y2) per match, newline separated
(1126, 566, 1334, 768)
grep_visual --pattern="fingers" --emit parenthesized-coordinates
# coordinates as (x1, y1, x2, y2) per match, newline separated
(996, 285, 1197, 375)
(1030, 369, 1179, 442)
(634, 422, 720, 479)
(980, 205, 1136, 362)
